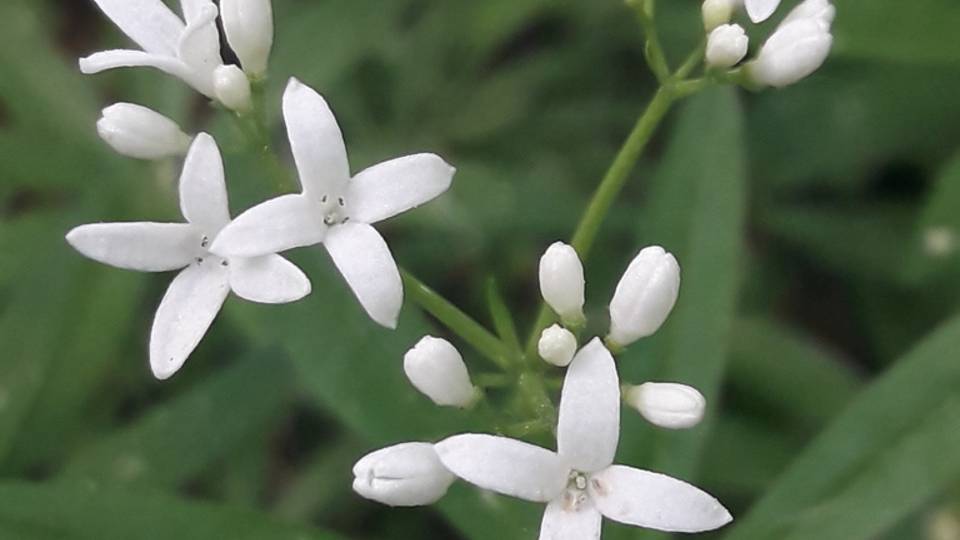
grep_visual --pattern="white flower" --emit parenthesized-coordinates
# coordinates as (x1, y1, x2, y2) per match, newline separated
(607, 246, 680, 348)
(404, 337, 477, 408)
(79, 0, 251, 110)
(66, 134, 310, 380)
(539, 242, 586, 325)
(221, 0, 274, 78)
(436, 338, 732, 538)
(744, 0, 781, 23)
(701, 0, 740, 31)
(352, 442, 455, 507)
(706, 24, 749, 69)
(97, 103, 192, 160)
(210, 78, 456, 329)
(747, 0, 834, 88)
(538, 324, 578, 367)
(625, 383, 706, 430)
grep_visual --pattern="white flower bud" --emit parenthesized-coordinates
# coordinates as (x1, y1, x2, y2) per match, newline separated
(96, 103, 191, 160)
(221, 0, 274, 77)
(352, 442, 455, 506)
(213, 65, 253, 112)
(538, 324, 578, 367)
(538, 242, 586, 325)
(706, 24, 749, 69)
(404, 337, 477, 408)
(701, 0, 739, 31)
(625, 382, 706, 429)
(607, 246, 680, 347)
(748, 0, 834, 88)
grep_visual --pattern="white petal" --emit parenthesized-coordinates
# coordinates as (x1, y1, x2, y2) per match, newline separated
(220, 0, 274, 77)
(347, 154, 455, 224)
(323, 222, 402, 329)
(557, 338, 620, 473)
(539, 498, 602, 540)
(744, 0, 780, 22)
(149, 262, 230, 380)
(66, 222, 199, 272)
(91, 0, 184, 55)
(590, 465, 733, 533)
(282, 78, 350, 198)
(179, 133, 230, 234)
(435, 434, 569, 503)
(78, 50, 207, 93)
(209, 194, 326, 258)
(176, 1, 223, 75)
(228, 254, 311, 304)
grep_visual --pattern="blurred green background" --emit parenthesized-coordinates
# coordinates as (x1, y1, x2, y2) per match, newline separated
(2, 0, 960, 538)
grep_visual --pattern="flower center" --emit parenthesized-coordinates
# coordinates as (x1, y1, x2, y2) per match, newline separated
(562, 471, 591, 512)
(194, 234, 229, 267)
(320, 194, 350, 226)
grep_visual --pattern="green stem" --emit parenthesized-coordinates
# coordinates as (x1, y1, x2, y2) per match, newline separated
(241, 79, 297, 193)
(631, 0, 670, 82)
(401, 269, 511, 371)
(524, 85, 678, 355)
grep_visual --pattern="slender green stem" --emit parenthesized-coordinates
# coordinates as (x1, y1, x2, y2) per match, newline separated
(524, 85, 678, 355)
(630, 0, 671, 83)
(401, 269, 511, 371)
(485, 278, 523, 358)
(240, 79, 297, 193)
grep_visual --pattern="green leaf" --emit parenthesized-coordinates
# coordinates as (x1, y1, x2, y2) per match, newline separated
(0, 480, 344, 540)
(724, 315, 960, 540)
(611, 86, 746, 540)
(61, 351, 296, 489)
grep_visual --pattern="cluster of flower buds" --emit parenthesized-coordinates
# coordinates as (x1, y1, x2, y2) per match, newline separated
(702, 0, 835, 88)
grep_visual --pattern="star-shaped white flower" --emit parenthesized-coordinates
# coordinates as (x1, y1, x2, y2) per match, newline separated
(210, 78, 456, 329)
(80, 0, 247, 107)
(436, 338, 732, 539)
(66, 134, 310, 380)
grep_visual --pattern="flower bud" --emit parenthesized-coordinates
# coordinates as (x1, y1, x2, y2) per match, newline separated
(538, 324, 578, 367)
(625, 382, 706, 429)
(607, 246, 680, 347)
(221, 0, 274, 77)
(538, 242, 586, 325)
(747, 1, 833, 88)
(352, 442, 455, 506)
(701, 0, 738, 31)
(213, 65, 253, 112)
(744, 0, 781, 23)
(96, 103, 191, 160)
(706, 24, 749, 69)
(404, 337, 477, 408)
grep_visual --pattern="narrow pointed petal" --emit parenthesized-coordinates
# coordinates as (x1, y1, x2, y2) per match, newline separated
(176, 2, 223, 75)
(745, 0, 780, 22)
(323, 222, 402, 328)
(557, 338, 620, 473)
(282, 78, 350, 197)
(228, 254, 311, 304)
(79, 50, 195, 88)
(179, 133, 230, 234)
(209, 194, 327, 258)
(435, 434, 569, 503)
(91, 0, 184, 55)
(539, 499, 602, 540)
(66, 222, 199, 272)
(347, 154, 455, 224)
(149, 263, 230, 380)
(590, 465, 733, 533)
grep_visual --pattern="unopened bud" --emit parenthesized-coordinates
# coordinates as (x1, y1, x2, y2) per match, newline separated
(538, 324, 578, 367)
(97, 103, 191, 160)
(626, 382, 706, 429)
(213, 65, 253, 112)
(221, 0, 274, 77)
(744, 0, 781, 23)
(702, 0, 738, 31)
(539, 242, 586, 325)
(706, 24, 749, 69)
(352, 442, 455, 506)
(607, 246, 680, 347)
(748, 0, 834, 88)
(404, 337, 477, 408)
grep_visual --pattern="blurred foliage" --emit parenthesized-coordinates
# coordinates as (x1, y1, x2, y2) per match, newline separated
(1, 0, 959, 538)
